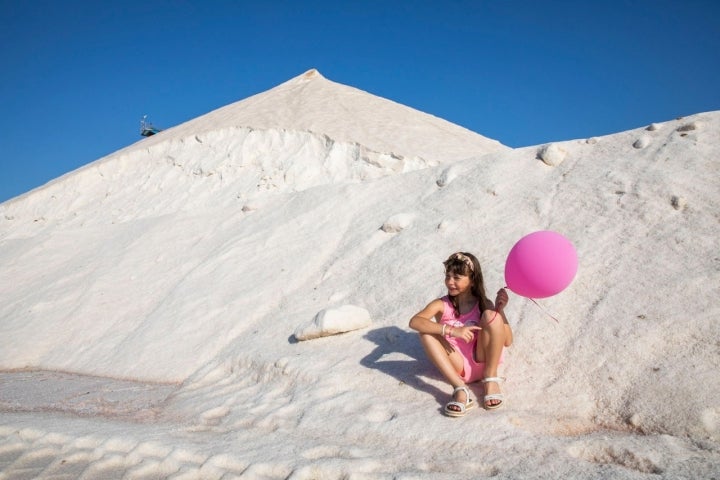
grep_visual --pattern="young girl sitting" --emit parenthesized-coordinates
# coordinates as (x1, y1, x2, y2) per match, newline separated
(409, 252, 513, 416)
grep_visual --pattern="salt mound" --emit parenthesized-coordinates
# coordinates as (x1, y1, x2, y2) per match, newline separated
(164, 68, 508, 163)
(0, 69, 508, 232)
(1, 65, 719, 477)
(0, 128, 437, 231)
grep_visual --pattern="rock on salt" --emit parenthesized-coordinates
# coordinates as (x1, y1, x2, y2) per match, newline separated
(381, 213, 415, 233)
(633, 136, 651, 149)
(537, 143, 567, 166)
(436, 166, 459, 187)
(670, 195, 687, 210)
(677, 121, 701, 132)
(293, 305, 372, 341)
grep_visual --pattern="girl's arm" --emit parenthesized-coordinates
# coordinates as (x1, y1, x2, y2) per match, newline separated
(408, 299, 445, 334)
(493, 288, 514, 347)
(411, 298, 482, 344)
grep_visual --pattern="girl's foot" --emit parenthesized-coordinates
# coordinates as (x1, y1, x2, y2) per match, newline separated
(444, 385, 476, 417)
(481, 377, 505, 409)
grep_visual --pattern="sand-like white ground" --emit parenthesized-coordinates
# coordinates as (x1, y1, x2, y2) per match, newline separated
(1, 70, 718, 479)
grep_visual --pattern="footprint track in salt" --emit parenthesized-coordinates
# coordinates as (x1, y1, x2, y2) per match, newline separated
(0, 361, 393, 478)
(361, 403, 398, 423)
(163, 356, 312, 434)
(566, 438, 664, 474)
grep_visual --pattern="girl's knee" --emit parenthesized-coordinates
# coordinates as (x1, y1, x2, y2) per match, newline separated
(418, 331, 436, 344)
(419, 331, 446, 349)
(481, 310, 503, 328)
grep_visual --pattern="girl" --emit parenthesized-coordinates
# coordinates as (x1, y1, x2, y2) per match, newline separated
(409, 252, 513, 417)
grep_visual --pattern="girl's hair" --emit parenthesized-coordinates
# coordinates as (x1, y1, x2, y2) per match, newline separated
(443, 252, 489, 315)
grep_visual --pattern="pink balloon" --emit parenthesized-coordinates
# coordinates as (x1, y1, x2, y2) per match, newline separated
(504, 231, 578, 299)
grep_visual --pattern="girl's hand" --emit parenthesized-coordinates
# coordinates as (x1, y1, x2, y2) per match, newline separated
(495, 288, 509, 311)
(451, 325, 481, 343)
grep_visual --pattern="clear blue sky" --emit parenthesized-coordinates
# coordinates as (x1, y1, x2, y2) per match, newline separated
(1, 0, 719, 203)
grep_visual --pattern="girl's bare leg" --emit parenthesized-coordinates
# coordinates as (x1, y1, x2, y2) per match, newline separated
(475, 310, 508, 407)
(418, 333, 468, 405)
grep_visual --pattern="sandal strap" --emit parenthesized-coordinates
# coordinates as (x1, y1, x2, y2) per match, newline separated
(452, 386, 472, 405)
(481, 376, 505, 384)
(452, 385, 471, 396)
(446, 401, 468, 412)
(449, 386, 473, 408)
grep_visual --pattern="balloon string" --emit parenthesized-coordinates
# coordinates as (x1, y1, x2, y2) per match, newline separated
(529, 298, 560, 323)
(503, 287, 561, 323)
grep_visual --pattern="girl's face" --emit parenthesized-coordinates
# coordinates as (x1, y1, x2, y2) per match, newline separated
(445, 270, 471, 297)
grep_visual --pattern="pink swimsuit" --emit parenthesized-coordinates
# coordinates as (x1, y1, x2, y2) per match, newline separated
(439, 296, 502, 383)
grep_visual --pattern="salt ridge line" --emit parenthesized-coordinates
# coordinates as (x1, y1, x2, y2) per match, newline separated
(0, 126, 443, 233)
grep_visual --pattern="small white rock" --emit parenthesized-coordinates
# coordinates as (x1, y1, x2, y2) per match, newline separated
(437, 219, 452, 231)
(677, 121, 701, 132)
(701, 408, 719, 434)
(671, 195, 687, 210)
(436, 166, 458, 187)
(294, 305, 372, 341)
(381, 213, 415, 233)
(633, 136, 651, 149)
(537, 143, 568, 166)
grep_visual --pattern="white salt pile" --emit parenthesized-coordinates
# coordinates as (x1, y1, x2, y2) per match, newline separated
(1, 70, 718, 478)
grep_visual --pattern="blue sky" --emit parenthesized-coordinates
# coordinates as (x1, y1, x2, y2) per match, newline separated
(1, 0, 719, 203)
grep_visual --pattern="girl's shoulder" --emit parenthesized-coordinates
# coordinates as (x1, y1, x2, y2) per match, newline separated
(422, 297, 448, 320)
(436, 296, 452, 309)
(429, 297, 449, 309)
(437, 296, 454, 320)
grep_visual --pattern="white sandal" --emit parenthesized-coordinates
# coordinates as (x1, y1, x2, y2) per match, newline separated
(481, 377, 505, 410)
(444, 386, 476, 417)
